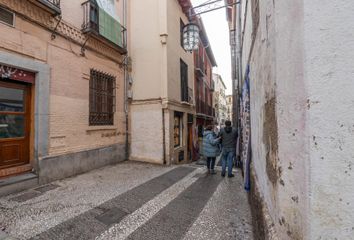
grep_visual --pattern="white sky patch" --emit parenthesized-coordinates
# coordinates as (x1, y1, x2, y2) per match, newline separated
(191, 0, 232, 95)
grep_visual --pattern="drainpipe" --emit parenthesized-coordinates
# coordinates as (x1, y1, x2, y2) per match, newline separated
(236, 0, 242, 158)
(162, 109, 166, 164)
(123, 0, 129, 161)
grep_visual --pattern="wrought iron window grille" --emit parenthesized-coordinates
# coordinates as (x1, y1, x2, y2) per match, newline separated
(89, 69, 116, 126)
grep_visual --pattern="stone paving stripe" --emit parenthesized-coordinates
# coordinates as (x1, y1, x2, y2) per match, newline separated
(95, 207, 128, 226)
(192, 173, 204, 178)
(126, 174, 223, 240)
(34, 184, 60, 193)
(9, 191, 42, 203)
(95, 169, 201, 240)
(29, 166, 195, 240)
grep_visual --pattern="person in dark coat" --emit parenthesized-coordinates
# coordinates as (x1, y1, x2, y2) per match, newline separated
(202, 125, 221, 174)
(219, 120, 238, 178)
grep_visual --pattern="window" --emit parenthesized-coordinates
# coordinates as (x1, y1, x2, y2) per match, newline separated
(180, 19, 185, 48)
(89, 69, 116, 126)
(174, 112, 183, 147)
(0, 7, 14, 27)
(97, 0, 116, 17)
(180, 59, 188, 102)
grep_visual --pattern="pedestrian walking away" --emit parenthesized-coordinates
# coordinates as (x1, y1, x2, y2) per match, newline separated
(202, 125, 221, 174)
(220, 120, 238, 178)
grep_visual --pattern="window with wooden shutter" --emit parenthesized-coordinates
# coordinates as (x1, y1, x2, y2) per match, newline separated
(89, 69, 116, 126)
(0, 7, 14, 27)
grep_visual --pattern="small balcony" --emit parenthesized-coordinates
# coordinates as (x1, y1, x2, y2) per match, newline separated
(210, 80, 215, 92)
(188, 87, 194, 105)
(195, 56, 205, 77)
(82, 0, 127, 55)
(29, 0, 61, 15)
(196, 99, 213, 118)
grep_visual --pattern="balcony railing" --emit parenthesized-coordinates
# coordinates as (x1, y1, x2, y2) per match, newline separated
(29, 0, 61, 15)
(210, 80, 215, 92)
(195, 56, 205, 76)
(82, 0, 127, 54)
(188, 87, 194, 104)
(196, 99, 213, 118)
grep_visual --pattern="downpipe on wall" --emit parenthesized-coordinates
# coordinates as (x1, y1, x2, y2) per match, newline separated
(123, 0, 129, 161)
(162, 108, 166, 165)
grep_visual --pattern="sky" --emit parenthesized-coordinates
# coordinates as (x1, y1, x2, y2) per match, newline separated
(191, 0, 232, 95)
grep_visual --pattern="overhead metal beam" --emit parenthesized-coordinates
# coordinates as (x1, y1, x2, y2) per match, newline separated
(189, 0, 240, 18)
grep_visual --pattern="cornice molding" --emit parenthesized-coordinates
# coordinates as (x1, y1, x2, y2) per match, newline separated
(0, 0, 125, 63)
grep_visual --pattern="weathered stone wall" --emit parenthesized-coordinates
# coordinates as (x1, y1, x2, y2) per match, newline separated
(240, 0, 309, 239)
(304, 0, 354, 239)
(241, 0, 354, 239)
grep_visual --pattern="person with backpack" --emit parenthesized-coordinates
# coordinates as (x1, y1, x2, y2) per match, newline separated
(202, 125, 221, 174)
(219, 120, 238, 178)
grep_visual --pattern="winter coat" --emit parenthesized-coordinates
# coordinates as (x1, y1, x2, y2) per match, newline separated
(220, 126, 238, 151)
(202, 130, 221, 157)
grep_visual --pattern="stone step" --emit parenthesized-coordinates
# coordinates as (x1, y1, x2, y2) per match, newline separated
(0, 173, 38, 197)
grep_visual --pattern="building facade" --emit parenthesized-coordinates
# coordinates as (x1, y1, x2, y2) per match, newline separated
(194, 18, 217, 139)
(225, 95, 233, 122)
(232, 0, 354, 239)
(226, 0, 238, 126)
(212, 73, 227, 128)
(0, 0, 128, 195)
(128, 0, 195, 164)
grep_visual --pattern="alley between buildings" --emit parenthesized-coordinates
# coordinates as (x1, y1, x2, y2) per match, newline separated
(0, 162, 253, 240)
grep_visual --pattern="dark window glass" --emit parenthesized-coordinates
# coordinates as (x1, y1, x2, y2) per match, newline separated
(0, 87, 24, 112)
(180, 19, 185, 48)
(180, 59, 188, 102)
(89, 69, 116, 126)
(0, 7, 14, 26)
(0, 115, 24, 138)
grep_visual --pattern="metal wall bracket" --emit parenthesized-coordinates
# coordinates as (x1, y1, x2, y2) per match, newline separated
(81, 36, 91, 56)
(51, 15, 62, 40)
(189, 0, 240, 18)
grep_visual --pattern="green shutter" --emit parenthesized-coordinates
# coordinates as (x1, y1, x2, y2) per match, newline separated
(98, 7, 122, 47)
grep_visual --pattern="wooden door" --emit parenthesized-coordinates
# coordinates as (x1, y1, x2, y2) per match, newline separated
(0, 79, 31, 172)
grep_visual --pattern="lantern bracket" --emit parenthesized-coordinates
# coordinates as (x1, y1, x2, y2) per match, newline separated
(189, 0, 240, 18)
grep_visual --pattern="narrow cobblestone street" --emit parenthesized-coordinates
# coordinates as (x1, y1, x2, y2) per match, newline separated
(0, 162, 253, 240)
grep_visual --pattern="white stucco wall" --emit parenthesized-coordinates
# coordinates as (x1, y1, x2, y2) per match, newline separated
(241, 0, 309, 239)
(304, 0, 354, 239)
(128, 0, 195, 165)
(166, 0, 195, 103)
(130, 103, 164, 164)
(241, 0, 354, 239)
(129, 0, 164, 100)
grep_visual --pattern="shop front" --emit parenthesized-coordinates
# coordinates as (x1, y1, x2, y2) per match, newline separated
(0, 65, 35, 178)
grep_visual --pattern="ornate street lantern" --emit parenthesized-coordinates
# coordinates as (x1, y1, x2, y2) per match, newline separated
(183, 23, 200, 51)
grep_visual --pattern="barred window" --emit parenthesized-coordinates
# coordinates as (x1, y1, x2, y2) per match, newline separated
(174, 112, 183, 147)
(89, 69, 116, 126)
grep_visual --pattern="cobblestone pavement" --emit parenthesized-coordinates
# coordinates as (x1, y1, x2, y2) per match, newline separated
(0, 161, 253, 240)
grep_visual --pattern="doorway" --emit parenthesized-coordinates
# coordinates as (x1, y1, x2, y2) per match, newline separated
(0, 79, 32, 177)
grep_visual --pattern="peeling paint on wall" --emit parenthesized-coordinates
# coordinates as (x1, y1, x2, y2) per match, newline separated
(263, 95, 279, 185)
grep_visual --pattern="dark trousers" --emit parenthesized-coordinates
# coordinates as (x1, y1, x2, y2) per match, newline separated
(206, 157, 216, 170)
